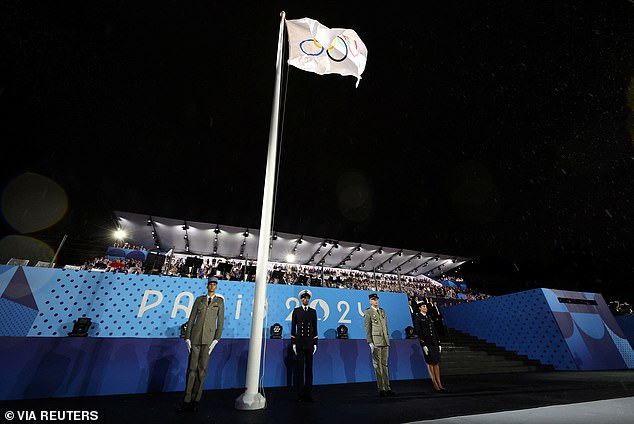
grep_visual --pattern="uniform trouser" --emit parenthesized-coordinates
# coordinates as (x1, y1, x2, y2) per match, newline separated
(184, 344, 210, 403)
(295, 347, 314, 397)
(371, 345, 391, 392)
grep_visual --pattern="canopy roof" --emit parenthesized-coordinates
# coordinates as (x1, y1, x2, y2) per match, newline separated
(114, 210, 470, 278)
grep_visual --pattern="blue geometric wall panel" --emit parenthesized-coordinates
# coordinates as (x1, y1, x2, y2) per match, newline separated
(0, 265, 411, 341)
(443, 288, 634, 370)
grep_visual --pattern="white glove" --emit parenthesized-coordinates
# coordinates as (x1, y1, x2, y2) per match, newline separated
(292, 345, 297, 355)
(439, 345, 442, 353)
(209, 339, 218, 355)
(185, 339, 191, 353)
(313, 345, 317, 354)
(423, 346, 429, 355)
(369, 343, 375, 352)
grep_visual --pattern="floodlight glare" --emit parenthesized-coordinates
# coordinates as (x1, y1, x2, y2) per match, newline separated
(286, 253, 296, 262)
(114, 229, 126, 240)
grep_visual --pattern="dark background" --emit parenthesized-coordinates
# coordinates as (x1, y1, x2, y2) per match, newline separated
(1, 1, 633, 302)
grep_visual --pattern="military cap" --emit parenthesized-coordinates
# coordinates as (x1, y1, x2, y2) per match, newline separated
(299, 289, 312, 298)
(369, 293, 379, 300)
(207, 276, 218, 284)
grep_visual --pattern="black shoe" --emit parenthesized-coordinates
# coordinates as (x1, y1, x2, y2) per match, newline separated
(379, 390, 387, 397)
(440, 387, 449, 393)
(386, 390, 396, 397)
(176, 402, 192, 413)
(191, 401, 199, 412)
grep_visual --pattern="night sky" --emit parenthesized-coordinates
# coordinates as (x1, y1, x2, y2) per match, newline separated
(2, 1, 633, 302)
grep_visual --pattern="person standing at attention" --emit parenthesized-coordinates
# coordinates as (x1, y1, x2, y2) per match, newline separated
(364, 293, 396, 397)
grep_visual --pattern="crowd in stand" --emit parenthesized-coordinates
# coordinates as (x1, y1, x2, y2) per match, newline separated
(78, 250, 492, 303)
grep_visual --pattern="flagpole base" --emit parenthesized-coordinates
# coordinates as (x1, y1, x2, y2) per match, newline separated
(235, 392, 266, 410)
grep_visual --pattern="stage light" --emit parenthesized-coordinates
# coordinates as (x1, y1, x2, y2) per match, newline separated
(378, 248, 383, 254)
(286, 253, 295, 262)
(146, 218, 152, 226)
(356, 246, 361, 251)
(398, 251, 403, 256)
(214, 225, 220, 234)
(405, 326, 417, 339)
(114, 229, 126, 240)
(270, 323, 283, 339)
(336, 325, 349, 339)
(272, 232, 278, 240)
(243, 230, 249, 237)
(184, 235, 188, 240)
(68, 317, 92, 337)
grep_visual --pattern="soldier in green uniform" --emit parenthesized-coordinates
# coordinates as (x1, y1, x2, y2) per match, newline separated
(177, 276, 225, 412)
(363, 293, 396, 397)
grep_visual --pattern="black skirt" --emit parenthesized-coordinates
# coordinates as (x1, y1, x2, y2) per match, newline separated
(423, 345, 441, 365)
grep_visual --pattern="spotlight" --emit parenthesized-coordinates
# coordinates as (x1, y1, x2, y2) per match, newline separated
(398, 251, 403, 256)
(405, 326, 417, 339)
(336, 325, 349, 339)
(146, 218, 152, 226)
(68, 317, 92, 337)
(182, 225, 188, 230)
(298, 237, 303, 244)
(214, 225, 220, 234)
(270, 323, 283, 339)
(114, 229, 126, 240)
(356, 246, 361, 251)
(243, 230, 249, 237)
(272, 232, 278, 240)
(184, 235, 188, 240)
(286, 253, 296, 262)
(388, 258, 392, 263)
(378, 248, 383, 254)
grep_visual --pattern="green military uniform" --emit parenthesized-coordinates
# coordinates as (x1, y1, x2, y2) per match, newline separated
(183, 282, 224, 405)
(363, 293, 392, 395)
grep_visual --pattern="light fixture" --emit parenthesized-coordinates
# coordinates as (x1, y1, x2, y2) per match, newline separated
(378, 248, 383, 254)
(146, 218, 152, 226)
(214, 225, 220, 234)
(272, 232, 278, 240)
(244, 230, 249, 237)
(68, 317, 92, 337)
(182, 225, 188, 230)
(114, 229, 126, 240)
(286, 253, 296, 262)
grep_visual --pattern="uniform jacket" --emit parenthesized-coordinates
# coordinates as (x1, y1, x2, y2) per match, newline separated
(364, 306, 390, 347)
(414, 312, 440, 347)
(185, 294, 225, 345)
(291, 306, 318, 349)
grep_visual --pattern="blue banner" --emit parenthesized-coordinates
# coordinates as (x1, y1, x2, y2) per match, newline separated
(0, 266, 411, 340)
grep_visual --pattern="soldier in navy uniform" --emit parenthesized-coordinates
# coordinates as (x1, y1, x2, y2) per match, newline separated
(414, 302, 447, 393)
(291, 289, 318, 402)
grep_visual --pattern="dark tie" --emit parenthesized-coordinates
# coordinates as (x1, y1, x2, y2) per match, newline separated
(304, 307, 307, 312)
(208, 298, 211, 306)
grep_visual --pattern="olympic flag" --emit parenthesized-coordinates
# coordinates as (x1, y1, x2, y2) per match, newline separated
(285, 17, 368, 87)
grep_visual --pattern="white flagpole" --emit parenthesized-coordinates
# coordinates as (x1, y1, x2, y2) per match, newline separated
(235, 10, 286, 411)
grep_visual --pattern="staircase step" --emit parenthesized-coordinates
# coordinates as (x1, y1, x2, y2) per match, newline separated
(438, 327, 554, 374)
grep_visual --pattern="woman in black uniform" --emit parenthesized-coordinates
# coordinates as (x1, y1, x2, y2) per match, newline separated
(414, 302, 447, 392)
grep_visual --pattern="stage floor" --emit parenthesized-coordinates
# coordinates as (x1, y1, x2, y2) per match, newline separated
(1, 371, 633, 423)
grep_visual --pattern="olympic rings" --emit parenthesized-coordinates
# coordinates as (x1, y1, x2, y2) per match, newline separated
(298, 35, 356, 62)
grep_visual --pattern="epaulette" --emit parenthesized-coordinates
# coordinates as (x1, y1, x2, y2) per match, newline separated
(215, 293, 225, 300)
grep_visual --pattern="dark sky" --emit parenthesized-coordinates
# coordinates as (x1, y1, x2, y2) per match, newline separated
(2, 1, 634, 301)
